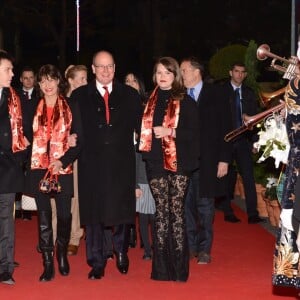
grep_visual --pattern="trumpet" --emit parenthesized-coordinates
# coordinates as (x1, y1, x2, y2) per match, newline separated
(256, 44, 299, 80)
(225, 44, 297, 142)
(224, 102, 285, 142)
(225, 86, 286, 142)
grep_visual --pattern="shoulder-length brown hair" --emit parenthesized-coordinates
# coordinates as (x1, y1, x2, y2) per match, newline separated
(152, 56, 185, 101)
(37, 64, 65, 98)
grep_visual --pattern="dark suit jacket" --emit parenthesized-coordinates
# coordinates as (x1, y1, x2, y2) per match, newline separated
(197, 82, 233, 197)
(17, 88, 39, 128)
(71, 79, 143, 226)
(0, 88, 29, 193)
(221, 81, 258, 141)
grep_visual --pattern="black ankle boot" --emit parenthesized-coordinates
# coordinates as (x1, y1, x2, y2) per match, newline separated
(40, 252, 54, 281)
(56, 216, 72, 275)
(57, 244, 69, 275)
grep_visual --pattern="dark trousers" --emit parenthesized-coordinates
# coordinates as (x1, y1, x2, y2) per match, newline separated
(215, 166, 237, 216)
(185, 170, 214, 254)
(227, 138, 258, 218)
(35, 192, 72, 220)
(103, 226, 113, 256)
(0, 193, 15, 274)
(85, 223, 129, 269)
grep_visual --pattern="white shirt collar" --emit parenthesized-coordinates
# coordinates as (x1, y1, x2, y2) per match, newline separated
(23, 87, 34, 97)
(188, 81, 203, 101)
(231, 83, 242, 90)
(96, 81, 113, 96)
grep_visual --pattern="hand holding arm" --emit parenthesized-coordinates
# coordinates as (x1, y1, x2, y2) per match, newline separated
(49, 160, 63, 175)
(136, 188, 142, 198)
(68, 133, 77, 147)
(153, 126, 175, 139)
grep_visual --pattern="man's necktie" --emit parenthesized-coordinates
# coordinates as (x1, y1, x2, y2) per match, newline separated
(235, 87, 242, 128)
(103, 86, 110, 124)
(24, 91, 29, 100)
(188, 87, 195, 100)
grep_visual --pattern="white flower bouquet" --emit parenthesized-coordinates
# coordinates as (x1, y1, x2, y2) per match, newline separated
(253, 114, 290, 168)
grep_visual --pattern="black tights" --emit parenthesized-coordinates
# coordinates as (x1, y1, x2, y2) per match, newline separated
(139, 213, 154, 255)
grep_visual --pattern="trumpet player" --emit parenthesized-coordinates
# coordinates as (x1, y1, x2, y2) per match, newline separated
(217, 62, 266, 224)
(273, 66, 300, 289)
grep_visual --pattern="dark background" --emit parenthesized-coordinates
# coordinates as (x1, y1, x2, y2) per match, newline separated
(0, 0, 293, 89)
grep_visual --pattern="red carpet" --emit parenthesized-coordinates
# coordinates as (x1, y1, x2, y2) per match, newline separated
(2, 206, 300, 300)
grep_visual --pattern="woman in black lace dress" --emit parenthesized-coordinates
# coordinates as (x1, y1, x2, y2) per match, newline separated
(139, 57, 198, 282)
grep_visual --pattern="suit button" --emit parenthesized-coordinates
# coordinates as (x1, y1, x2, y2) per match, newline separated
(99, 124, 103, 129)
(3, 132, 8, 136)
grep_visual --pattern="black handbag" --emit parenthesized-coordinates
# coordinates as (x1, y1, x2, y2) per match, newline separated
(39, 169, 62, 194)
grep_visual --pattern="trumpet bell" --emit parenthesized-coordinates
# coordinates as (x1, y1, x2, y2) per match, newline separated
(257, 44, 271, 61)
(256, 43, 299, 80)
(259, 86, 286, 106)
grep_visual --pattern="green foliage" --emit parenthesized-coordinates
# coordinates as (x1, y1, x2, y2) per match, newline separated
(252, 152, 281, 186)
(208, 41, 261, 98)
(208, 44, 247, 81)
(253, 153, 267, 185)
(244, 40, 261, 99)
(265, 183, 278, 200)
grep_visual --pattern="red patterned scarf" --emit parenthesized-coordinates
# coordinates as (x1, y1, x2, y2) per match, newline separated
(31, 95, 73, 174)
(139, 86, 180, 172)
(8, 87, 27, 152)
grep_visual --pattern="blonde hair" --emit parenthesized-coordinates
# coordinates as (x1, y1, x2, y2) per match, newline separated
(64, 64, 88, 96)
(64, 64, 87, 80)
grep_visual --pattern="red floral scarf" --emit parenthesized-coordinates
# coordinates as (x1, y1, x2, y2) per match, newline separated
(139, 86, 180, 172)
(8, 87, 27, 152)
(31, 95, 73, 174)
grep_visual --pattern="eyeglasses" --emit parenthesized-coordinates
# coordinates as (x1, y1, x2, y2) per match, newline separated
(94, 64, 115, 71)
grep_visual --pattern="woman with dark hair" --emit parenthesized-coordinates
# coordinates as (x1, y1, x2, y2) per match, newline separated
(125, 72, 148, 104)
(139, 57, 199, 282)
(26, 64, 82, 281)
(124, 72, 155, 259)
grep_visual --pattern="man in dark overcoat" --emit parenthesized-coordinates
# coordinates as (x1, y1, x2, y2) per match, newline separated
(71, 50, 142, 279)
(0, 50, 30, 285)
(180, 57, 232, 264)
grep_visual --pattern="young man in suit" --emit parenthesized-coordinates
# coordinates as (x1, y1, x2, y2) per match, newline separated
(219, 62, 266, 224)
(15, 66, 38, 220)
(0, 50, 30, 284)
(180, 57, 232, 264)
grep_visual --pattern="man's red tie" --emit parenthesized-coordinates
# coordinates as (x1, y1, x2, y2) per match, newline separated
(103, 86, 110, 124)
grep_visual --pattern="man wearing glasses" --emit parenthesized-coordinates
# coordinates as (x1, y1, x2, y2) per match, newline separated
(70, 50, 142, 280)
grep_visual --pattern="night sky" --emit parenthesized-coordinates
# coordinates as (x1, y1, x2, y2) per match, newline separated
(0, 0, 293, 88)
